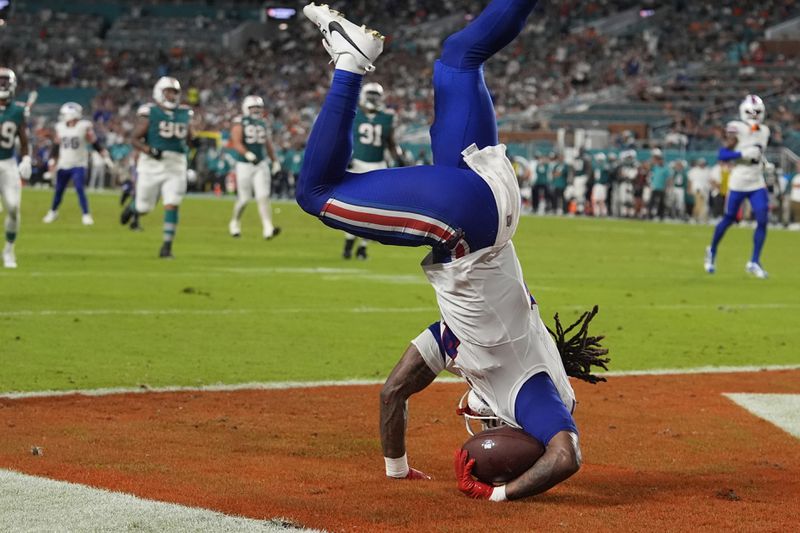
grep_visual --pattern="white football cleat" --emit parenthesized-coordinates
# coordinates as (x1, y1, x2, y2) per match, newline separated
(42, 210, 58, 223)
(229, 220, 241, 238)
(745, 261, 768, 279)
(81, 214, 94, 226)
(703, 246, 715, 274)
(303, 3, 384, 74)
(3, 243, 16, 269)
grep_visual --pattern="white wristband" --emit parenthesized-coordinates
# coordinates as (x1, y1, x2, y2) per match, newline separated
(384, 454, 409, 478)
(489, 485, 507, 502)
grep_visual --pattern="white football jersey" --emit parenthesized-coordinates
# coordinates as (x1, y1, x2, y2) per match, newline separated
(421, 242, 576, 427)
(418, 144, 575, 427)
(56, 119, 94, 170)
(726, 120, 770, 192)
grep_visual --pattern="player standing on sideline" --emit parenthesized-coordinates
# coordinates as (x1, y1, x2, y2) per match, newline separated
(299, 0, 608, 501)
(591, 153, 609, 217)
(121, 77, 195, 259)
(42, 102, 112, 225)
(342, 82, 405, 260)
(705, 95, 771, 278)
(228, 95, 281, 240)
(0, 68, 30, 269)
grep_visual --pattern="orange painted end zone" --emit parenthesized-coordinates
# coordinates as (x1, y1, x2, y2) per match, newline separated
(1, 370, 799, 532)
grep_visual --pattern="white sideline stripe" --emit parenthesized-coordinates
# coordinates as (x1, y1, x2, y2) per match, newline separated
(724, 393, 800, 439)
(3, 365, 800, 400)
(3, 302, 797, 318)
(0, 469, 325, 533)
(0, 306, 437, 318)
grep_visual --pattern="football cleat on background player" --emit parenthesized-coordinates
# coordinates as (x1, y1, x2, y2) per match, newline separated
(704, 246, 715, 274)
(745, 261, 768, 279)
(153, 77, 181, 110)
(303, 3, 385, 74)
(2, 242, 16, 269)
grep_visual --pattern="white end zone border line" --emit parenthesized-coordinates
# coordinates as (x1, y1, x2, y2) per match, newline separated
(0, 469, 326, 533)
(2, 364, 800, 400)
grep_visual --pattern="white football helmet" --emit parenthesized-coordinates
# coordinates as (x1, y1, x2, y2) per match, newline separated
(359, 82, 384, 113)
(739, 94, 765, 126)
(457, 389, 506, 436)
(0, 67, 17, 100)
(241, 95, 264, 117)
(59, 102, 83, 123)
(153, 76, 181, 110)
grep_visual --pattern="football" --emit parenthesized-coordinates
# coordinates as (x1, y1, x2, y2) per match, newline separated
(461, 426, 545, 485)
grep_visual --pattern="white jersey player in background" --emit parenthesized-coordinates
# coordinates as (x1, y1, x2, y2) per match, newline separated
(705, 95, 771, 278)
(43, 102, 112, 225)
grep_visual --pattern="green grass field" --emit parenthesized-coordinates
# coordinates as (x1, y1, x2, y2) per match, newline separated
(1, 189, 798, 392)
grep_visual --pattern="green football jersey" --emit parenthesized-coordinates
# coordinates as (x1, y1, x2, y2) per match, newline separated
(139, 103, 192, 154)
(0, 102, 26, 160)
(594, 163, 610, 185)
(352, 108, 394, 163)
(231, 115, 268, 163)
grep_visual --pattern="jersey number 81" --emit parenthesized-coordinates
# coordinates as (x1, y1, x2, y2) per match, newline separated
(158, 121, 188, 139)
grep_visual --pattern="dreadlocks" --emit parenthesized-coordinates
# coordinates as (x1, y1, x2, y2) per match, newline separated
(547, 305, 610, 384)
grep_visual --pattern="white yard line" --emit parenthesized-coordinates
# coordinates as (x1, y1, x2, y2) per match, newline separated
(0, 306, 437, 318)
(3, 365, 800, 400)
(0, 469, 325, 533)
(724, 393, 800, 439)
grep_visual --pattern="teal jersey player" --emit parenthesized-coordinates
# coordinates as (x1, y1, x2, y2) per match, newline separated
(0, 100, 26, 160)
(138, 103, 193, 154)
(352, 107, 395, 163)
(230, 115, 268, 163)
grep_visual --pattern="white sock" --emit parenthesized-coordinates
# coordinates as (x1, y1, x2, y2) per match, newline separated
(257, 197, 273, 234)
(384, 454, 409, 478)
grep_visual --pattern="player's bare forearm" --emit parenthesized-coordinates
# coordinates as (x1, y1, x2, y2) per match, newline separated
(230, 124, 248, 156)
(130, 118, 150, 153)
(379, 344, 436, 458)
(504, 431, 581, 500)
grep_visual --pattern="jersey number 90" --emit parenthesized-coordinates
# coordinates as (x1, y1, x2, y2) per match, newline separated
(158, 120, 188, 139)
(358, 123, 383, 147)
(0, 121, 17, 150)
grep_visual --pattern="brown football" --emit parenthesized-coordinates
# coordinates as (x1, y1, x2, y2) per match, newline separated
(461, 426, 545, 485)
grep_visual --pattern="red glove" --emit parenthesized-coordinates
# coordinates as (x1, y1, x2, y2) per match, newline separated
(454, 449, 493, 499)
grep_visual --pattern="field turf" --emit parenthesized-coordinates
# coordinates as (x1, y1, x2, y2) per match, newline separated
(1, 189, 798, 393)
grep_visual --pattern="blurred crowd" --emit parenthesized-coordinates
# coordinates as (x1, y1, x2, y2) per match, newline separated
(0, 0, 798, 215)
(515, 150, 800, 227)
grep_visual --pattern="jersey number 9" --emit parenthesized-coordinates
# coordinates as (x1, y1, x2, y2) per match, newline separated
(0, 121, 17, 150)
(158, 120, 188, 139)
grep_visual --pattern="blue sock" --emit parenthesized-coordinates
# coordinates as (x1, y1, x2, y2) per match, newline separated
(51, 173, 69, 211)
(751, 215, 768, 264)
(710, 216, 734, 255)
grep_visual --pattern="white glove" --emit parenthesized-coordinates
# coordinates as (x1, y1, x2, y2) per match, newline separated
(740, 146, 762, 163)
(18, 155, 32, 180)
(271, 160, 281, 175)
(244, 151, 258, 163)
(103, 154, 115, 170)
